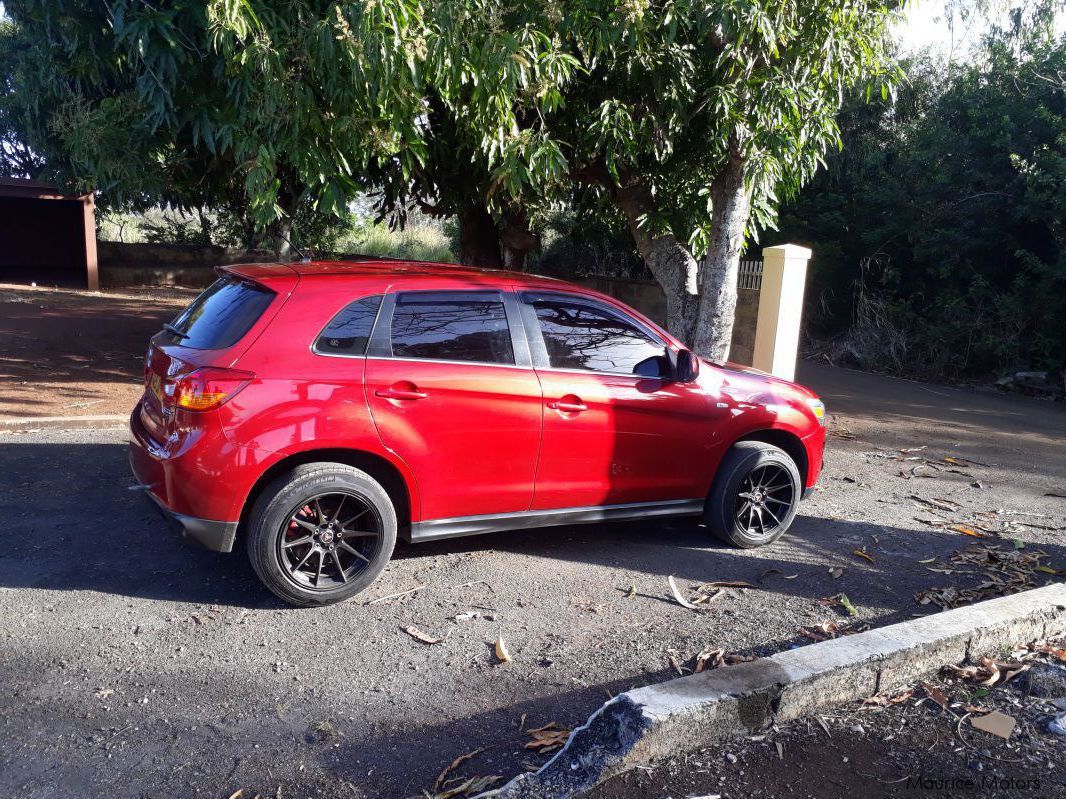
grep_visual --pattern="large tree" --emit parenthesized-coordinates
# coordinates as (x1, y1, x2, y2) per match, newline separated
(348, 0, 901, 357)
(5, 1, 899, 358)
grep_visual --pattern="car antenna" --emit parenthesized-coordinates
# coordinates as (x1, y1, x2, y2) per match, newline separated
(276, 232, 312, 263)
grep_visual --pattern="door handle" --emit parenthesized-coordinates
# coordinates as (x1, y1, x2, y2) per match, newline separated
(547, 398, 587, 413)
(375, 387, 428, 401)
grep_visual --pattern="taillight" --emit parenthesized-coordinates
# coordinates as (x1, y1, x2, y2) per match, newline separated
(173, 368, 254, 411)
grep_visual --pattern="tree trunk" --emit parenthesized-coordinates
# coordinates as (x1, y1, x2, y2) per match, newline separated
(272, 216, 294, 260)
(611, 162, 749, 361)
(613, 179, 701, 346)
(500, 210, 540, 270)
(691, 156, 751, 361)
(458, 205, 503, 268)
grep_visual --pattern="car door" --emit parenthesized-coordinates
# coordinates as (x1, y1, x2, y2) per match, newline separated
(520, 290, 716, 511)
(364, 289, 543, 522)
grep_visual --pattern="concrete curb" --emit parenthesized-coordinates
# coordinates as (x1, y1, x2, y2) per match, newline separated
(0, 414, 127, 432)
(488, 583, 1066, 799)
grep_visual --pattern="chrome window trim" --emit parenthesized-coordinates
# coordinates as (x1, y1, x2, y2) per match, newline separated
(364, 355, 533, 372)
(366, 288, 534, 369)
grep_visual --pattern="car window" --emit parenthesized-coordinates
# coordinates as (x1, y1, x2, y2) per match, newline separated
(390, 293, 515, 365)
(527, 297, 666, 376)
(314, 295, 383, 355)
(165, 276, 275, 350)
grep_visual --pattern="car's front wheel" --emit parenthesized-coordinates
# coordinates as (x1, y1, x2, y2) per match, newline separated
(706, 441, 802, 548)
(247, 463, 397, 606)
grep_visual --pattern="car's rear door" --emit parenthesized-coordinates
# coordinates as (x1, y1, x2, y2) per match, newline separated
(519, 290, 715, 510)
(363, 289, 543, 522)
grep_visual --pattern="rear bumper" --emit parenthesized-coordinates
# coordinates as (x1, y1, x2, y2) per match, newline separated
(129, 405, 239, 553)
(140, 485, 239, 552)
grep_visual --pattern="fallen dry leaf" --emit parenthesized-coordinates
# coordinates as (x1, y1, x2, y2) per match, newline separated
(667, 651, 685, 676)
(1036, 642, 1066, 663)
(402, 625, 442, 645)
(920, 681, 950, 710)
(494, 637, 512, 664)
(697, 580, 755, 590)
(861, 688, 915, 708)
(949, 524, 986, 538)
(432, 775, 502, 799)
(524, 722, 571, 753)
(944, 656, 1030, 687)
(434, 747, 485, 790)
(668, 575, 700, 610)
(227, 792, 243, 799)
(851, 548, 875, 563)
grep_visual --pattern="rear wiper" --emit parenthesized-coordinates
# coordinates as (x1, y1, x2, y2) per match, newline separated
(163, 322, 188, 340)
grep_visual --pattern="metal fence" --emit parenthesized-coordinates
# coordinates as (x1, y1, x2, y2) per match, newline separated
(737, 259, 763, 291)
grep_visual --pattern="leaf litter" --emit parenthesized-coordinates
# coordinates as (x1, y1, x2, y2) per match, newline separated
(914, 543, 1062, 609)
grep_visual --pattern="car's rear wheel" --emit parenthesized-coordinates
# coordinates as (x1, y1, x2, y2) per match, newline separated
(247, 463, 396, 606)
(706, 441, 802, 548)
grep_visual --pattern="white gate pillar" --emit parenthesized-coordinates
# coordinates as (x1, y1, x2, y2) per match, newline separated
(751, 244, 812, 381)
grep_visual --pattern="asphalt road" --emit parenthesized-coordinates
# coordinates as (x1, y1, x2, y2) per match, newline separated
(1, 364, 1064, 799)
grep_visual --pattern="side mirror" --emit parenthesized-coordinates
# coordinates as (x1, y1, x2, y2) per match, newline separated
(669, 348, 700, 383)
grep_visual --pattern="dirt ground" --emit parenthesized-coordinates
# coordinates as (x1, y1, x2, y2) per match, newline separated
(0, 283, 193, 421)
(591, 641, 1066, 799)
(0, 291, 1065, 799)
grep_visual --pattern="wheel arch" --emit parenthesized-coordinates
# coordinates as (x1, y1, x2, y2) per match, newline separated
(237, 448, 414, 543)
(733, 428, 809, 486)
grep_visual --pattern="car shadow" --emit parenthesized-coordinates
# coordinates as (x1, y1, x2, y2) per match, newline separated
(2, 441, 1062, 614)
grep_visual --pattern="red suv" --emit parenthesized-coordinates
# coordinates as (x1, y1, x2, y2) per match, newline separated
(130, 260, 826, 606)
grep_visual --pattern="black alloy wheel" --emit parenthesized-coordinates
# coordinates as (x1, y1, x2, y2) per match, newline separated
(705, 441, 802, 548)
(733, 463, 796, 539)
(247, 463, 397, 606)
(279, 492, 383, 590)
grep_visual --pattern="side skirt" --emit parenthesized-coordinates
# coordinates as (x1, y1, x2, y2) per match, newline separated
(405, 499, 705, 543)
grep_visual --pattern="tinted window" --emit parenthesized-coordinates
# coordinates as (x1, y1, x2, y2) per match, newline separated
(529, 298, 666, 375)
(315, 295, 382, 355)
(165, 277, 275, 349)
(390, 293, 514, 365)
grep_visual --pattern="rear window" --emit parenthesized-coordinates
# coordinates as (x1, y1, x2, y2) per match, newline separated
(314, 295, 383, 355)
(165, 276, 275, 350)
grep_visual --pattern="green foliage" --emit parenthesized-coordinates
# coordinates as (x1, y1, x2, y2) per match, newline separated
(773, 32, 1066, 378)
(2, 0, 900, 262)
(530, 209, 647, 280)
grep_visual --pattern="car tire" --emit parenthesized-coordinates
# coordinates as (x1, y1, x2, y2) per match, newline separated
(705, 441, 802, 548)
(247, 463, 397, 606)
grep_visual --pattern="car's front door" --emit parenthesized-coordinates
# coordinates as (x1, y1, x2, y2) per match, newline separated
(520, 291, 716, 511)
(364, 289, 542, 522)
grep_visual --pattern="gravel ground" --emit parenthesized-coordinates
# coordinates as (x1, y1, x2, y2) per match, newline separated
(1, 363, 1064, 799)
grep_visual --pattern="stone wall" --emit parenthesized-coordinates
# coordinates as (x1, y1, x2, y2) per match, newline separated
(729, 289, 759, 367)
(97, 241, 272, 289)
(578, 276, 759, 367)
